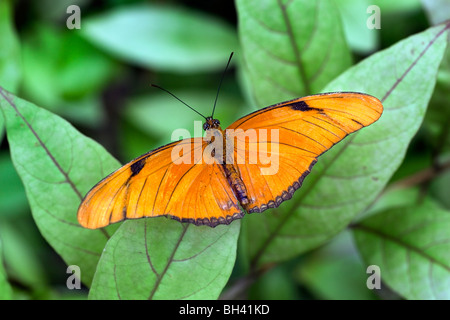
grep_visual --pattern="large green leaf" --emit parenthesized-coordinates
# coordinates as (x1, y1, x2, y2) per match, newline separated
(89, 219, 240, 300)
(241, 23, 449, 267)
(81, 4, 238, 73)
(236, 0, 352, 105)
(353, 199, 450, 299)
(0, 88, 120, 285)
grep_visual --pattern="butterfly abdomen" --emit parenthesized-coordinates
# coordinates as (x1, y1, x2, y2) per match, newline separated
(222, 163, 249, 206)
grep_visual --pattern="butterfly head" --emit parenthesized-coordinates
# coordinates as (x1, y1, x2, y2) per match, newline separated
(203, 117, 221, 131)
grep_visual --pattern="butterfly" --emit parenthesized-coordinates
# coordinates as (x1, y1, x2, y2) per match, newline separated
(77, 88, 383, 229)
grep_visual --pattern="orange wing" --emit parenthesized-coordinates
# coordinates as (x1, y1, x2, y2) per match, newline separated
(226, 92, 383, 213)
(77, 138, 244, 229)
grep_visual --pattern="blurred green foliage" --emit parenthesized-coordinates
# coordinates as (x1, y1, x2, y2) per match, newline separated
(0, 0, 449, 300)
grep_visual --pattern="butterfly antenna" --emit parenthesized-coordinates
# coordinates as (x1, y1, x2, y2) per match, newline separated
(211, 52, 234, 119)
(150, 84, 207, 120)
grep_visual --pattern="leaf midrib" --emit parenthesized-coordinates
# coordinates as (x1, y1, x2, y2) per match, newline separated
(147, 224, 189, 300)
(0, 87, 111, 239)
(277, 0, 311, 95)
(0, 88, 83, 200)
(353, 223, 450, 273)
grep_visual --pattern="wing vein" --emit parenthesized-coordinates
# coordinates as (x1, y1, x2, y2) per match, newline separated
(152, 166, 170, 216)
(163, 159, 202, 214)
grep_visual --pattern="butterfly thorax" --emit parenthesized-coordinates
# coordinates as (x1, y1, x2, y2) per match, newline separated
(203, 117, 221, 130)
(203, 117, 250, 207)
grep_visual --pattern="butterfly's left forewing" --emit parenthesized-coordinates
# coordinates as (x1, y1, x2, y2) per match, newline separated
(226, 92, 383, 213)
(78, 138, 244, 229)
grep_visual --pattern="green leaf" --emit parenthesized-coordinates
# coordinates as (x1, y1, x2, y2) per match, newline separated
(236, 0, 352, 105)
(0, 0, 21, 94)
(21, 24, 117, 111)
(357, 187, 421, 222)
(335, 0, 379, 54)
(0, 88, 121, 285)
(81, 4, 238, 73)
(422, 0, 450, 25)
(296, 231, 378, 300)
(0, 239, 12, 300)
(353, 199, 450, 299)
(241, 23, 449, 267)
(89, 219, 240, 300)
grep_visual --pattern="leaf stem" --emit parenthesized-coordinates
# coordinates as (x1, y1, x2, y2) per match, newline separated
(387, 160, 450, 191)
(219, 263, 274, 300)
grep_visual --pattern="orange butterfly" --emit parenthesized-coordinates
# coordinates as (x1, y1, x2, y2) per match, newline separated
(78, 88, 383, 229)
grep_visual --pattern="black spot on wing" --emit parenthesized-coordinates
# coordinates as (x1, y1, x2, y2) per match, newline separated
(290, 100, 323, 112)
(130, 158, 146, 177)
